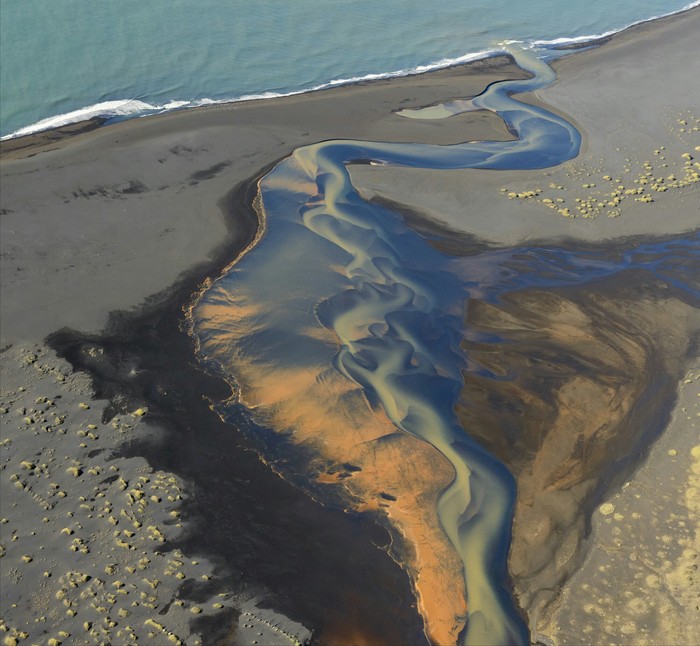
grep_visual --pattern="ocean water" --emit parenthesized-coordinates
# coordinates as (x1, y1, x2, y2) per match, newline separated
(1, 0, 697, 139)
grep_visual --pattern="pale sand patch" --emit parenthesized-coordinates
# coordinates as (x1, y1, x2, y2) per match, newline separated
(0, 344, 310, 646)
(235, 599, 311, 646)
(349, 9, 700, 245)
(534, 364, 700, 645)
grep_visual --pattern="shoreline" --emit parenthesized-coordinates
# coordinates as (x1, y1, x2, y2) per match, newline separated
(0, 52, 526, 344)
(0, 53, 525, 163)
(2, 7, 698, 342)
(2, 6, 700, 645)
(2, 2, 699, 147)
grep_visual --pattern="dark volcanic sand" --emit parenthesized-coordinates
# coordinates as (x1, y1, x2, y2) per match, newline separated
(3, 12, 698, 643)
(46, 175, 428, 646)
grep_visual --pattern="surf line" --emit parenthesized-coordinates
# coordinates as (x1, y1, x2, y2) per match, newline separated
(191, 46, 580, 645)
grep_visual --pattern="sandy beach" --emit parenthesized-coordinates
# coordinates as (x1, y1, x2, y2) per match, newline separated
(2, 7, 699, 646)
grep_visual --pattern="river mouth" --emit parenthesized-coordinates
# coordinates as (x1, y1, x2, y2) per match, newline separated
(185, 41, 700, 644)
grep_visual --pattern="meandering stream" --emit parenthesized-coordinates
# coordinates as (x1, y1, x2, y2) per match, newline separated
(189, 46, 699, 645)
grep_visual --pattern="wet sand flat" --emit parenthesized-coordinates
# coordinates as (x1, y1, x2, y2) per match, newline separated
(1, 8, 699, 646)
(1, 56, 530, 644)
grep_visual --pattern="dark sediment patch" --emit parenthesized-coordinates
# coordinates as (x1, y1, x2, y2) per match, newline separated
(68, 179, 150, 201)
(189, 161, 233, 184)
(119, 179, 150, 194)
(46, 170, 427, 645)
(368, 195, 497, 257)
(456, 263, 700, 623)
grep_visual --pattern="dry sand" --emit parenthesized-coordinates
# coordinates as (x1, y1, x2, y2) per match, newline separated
(0, 344, 233, 645)
(1, 7, 699, 646)
(0, 344, 312, 646)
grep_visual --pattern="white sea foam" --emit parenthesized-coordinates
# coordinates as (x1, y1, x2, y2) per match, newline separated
(310, 49, 496, 88)
(0, 97, 236, 141)
(1, 99, 154, 140)
(1, 50, 500, 141)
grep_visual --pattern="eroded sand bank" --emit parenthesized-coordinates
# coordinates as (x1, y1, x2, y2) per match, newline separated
(539, 362, 700, 645)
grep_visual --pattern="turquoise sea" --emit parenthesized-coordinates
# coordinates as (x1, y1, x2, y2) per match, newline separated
(1, 0, 697, 139)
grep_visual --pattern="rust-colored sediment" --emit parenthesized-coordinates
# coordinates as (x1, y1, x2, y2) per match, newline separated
(196, 296, 467, 645)
(244, 361, 466, 644)
(457, 273, 700, 623)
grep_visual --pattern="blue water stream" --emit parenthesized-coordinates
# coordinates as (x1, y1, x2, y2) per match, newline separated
(190, 46, 699, 645)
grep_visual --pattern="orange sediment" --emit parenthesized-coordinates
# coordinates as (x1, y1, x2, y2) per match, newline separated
(195, 286, 469, 642)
